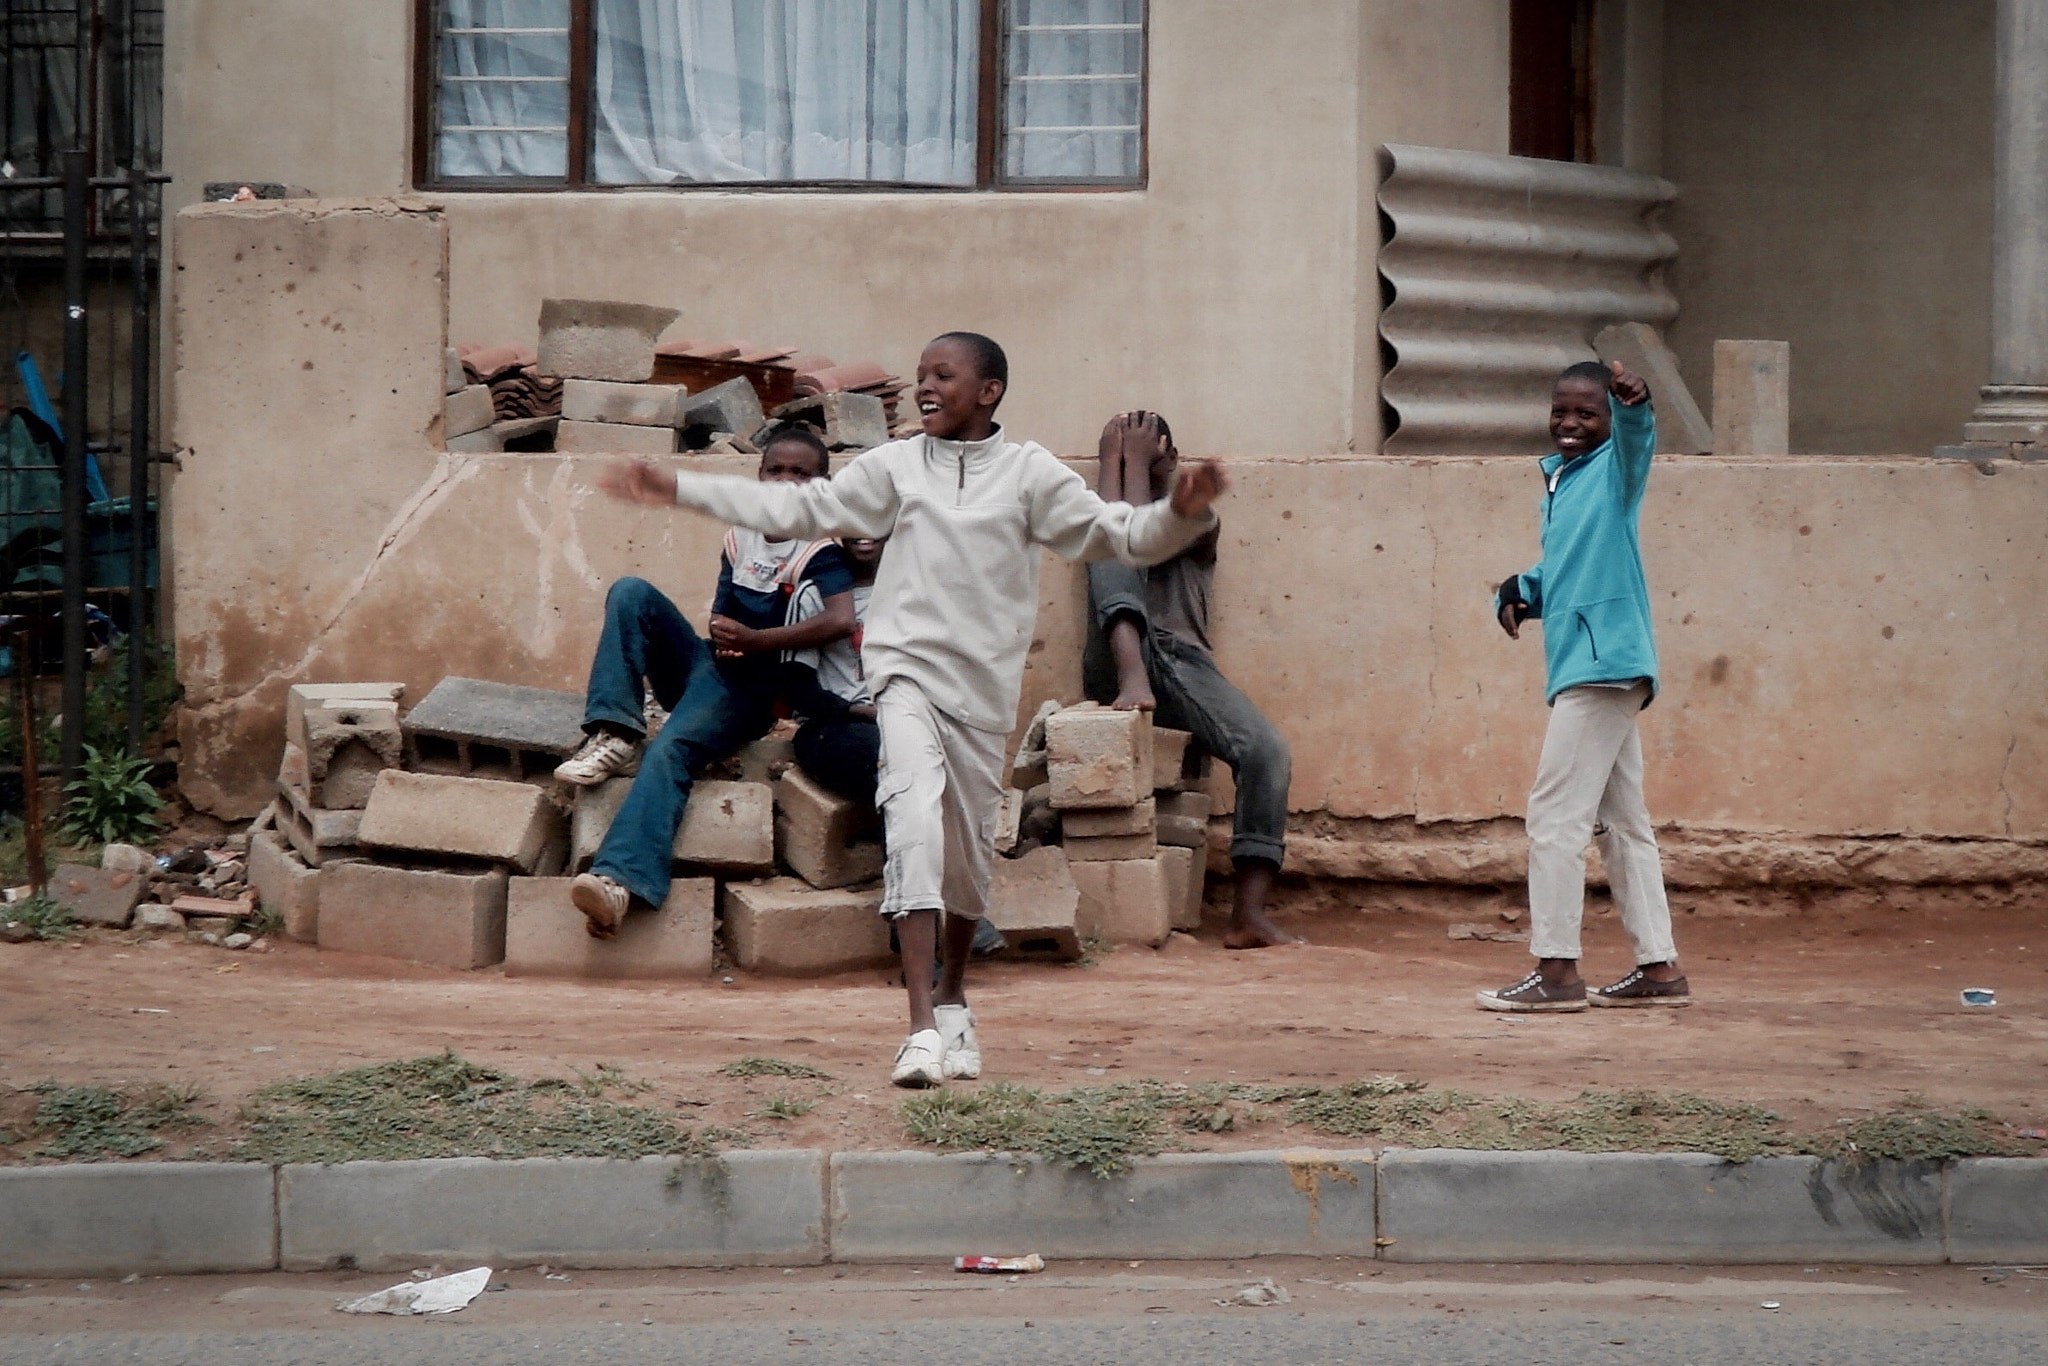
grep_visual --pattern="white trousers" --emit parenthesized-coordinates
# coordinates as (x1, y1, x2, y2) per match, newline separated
(875, 679, 1006, 921)
(1526, 683, 1678, 965)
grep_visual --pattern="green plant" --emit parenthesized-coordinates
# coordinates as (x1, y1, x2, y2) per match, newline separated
(6, 891, 80, 941)
(719, 1057, 833, 1080)
(753, 1093, 815, 1121)
(28, 1081, 208, 1160)
(60, 744, 163, 846)
(0, 640, 180, 768)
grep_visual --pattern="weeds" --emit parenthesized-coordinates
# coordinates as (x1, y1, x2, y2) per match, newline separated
(60, 744, 164, 847)
(5, 892, 80, 941)
(903, 1081, 1179, 1178)
(1806, 1097, 2035, 1165)
(26, 1082, 208, 1160)
(231, 1052, 731, 1165)
(720, 1057, 833, 1081)
(753, 1094, 815, 1122)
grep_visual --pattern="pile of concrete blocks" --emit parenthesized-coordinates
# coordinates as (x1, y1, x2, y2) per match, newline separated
(271, 683, 406, 874)
(443, 346, 500, 454)
(1034, 703, 1213, 948)
(403, 676, 587, 782)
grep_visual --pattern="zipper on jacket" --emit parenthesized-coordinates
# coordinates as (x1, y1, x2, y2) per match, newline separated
(957, 449, 965, 503)
(1578, 612, 1600, 661)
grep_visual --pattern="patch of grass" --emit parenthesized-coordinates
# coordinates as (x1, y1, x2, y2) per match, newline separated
(6, 891, 80, 941)
(0, 822, 101, 890)
(1076, 932, 1112, 967)
(903, 1081, 1185, 1178)
(244, 901, 285, 939)
(720, 1057, 833, 1081)
(1804, 1097, 2034, 1165)
(231, 1052, 735, 1165)
(26, 1082, 208, 1160)
(753, 1094, 815, 1122)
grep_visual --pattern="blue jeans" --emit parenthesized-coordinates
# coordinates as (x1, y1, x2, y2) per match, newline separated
(586, 577, 773, 907)
(1083, 560, 1291, 868)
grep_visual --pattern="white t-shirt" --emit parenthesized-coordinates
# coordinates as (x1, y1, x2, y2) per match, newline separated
(787, 579, 872, 706)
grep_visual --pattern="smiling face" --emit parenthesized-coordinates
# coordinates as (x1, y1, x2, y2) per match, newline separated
(915, 338, 1004, 442)
(1550, 377, 1612, 456)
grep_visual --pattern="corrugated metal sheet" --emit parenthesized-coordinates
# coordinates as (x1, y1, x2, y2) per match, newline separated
(1377, 144, 1679, 456)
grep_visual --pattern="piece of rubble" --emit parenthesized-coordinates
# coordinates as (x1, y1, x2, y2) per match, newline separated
(1159, 844, 1206, 931)
(985, 845, 1082, 960)
(560, 377, 682, 428)
(1070, 854, 1172, 947)
(1009, 700, 1059, 790)
(677, 377, 766, 445)
(1063, 798, 1155, 839)
(505, 876, 714, 979)
(133, 904, 185, 932)
(1045, 704, 1153, 810)
(537, 298, 680, 383)
(774, 766, 882, 890)
(722, 878, 891, 975)
(223, 932, 253, 950)
(772, 390, 888, 450)
(444, 384, 497, 440)
(358, 771, 567, 875)
(403, 676, 586, 781)
(317, 863, 509, 969)
(994, 789, 1023, 855)
(48, 863, 146, 928)
(1154, 790, 1213, 849)
(100, 843, 152, 875)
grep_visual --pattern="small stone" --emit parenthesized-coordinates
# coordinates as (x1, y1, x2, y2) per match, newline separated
(187, 915, 237, 936)
(0, 920, 32, 944)
(134, 905, 186, 932)
(223, 932, 253, 950)
(101, 843, 153, 875)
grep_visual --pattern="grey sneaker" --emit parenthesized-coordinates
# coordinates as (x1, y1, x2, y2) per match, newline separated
(570, 872, 630, 939)
(554, 731, 641, 786)
(1475, 970, 1589, 1013)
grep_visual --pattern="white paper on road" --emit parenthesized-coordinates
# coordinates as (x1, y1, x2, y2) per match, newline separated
(337, 1266, 493, 1315)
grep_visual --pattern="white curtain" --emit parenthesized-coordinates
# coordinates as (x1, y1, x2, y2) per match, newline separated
(436, 0, 573, 178)
(1002, 0, 1142, 181)
(593, 0, 979, 185)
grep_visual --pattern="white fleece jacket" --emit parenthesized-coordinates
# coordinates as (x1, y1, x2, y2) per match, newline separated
(670, 428, 1218, 733)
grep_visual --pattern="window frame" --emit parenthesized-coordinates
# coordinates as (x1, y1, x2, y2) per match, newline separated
(410, 0, 1148, 193)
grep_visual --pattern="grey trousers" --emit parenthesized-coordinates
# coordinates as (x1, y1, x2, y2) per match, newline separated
(1084, 560, 1290, 867)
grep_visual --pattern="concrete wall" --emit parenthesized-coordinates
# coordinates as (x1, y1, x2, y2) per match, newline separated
(1660, 0, 1996, 455)
(168, 199, 2048, 890)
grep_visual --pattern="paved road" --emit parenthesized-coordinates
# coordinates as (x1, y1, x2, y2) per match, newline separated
(4, 1263, 2042, 1364)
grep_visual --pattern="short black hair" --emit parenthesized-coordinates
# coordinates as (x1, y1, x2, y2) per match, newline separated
(1556, 360, 1613, 390)
(930, 331, 1008, 386)
(758, 421, 831, 475)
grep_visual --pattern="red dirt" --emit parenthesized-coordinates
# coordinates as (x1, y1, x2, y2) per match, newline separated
(2, 887, 2044, 1156)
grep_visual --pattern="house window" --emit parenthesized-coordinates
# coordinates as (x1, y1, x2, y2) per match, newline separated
(418, 0, 1147, 189)
(1509, 0, 1595, 162)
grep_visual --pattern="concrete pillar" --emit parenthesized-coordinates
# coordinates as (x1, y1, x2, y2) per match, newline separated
(1713, 340, 1790, 456)
(1966, 0, 2048, 444)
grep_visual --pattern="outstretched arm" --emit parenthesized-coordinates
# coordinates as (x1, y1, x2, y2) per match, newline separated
(1027, 452, 1224, 567)
(600, 452, 900, 541)
(1606, 361, 1657, 509)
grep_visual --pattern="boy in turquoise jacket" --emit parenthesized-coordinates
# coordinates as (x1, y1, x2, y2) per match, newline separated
(1478, 360, 1689, 1012)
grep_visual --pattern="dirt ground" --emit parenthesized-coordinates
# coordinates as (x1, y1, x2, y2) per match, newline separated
(2, 886, 2044, 1156)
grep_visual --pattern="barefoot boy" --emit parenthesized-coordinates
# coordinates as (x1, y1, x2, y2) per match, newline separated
(1082, 411, 1298, 949)
(1477, 360, 1689, 1012)
(601, 333, 1227, 1085)
(561, 426, 855, 934)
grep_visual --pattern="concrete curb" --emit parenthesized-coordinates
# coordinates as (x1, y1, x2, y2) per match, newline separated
(1, 1150, 2042, 1276)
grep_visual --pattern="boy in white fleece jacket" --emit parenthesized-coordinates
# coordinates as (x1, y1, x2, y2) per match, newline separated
(601, 332, 1227, 1088)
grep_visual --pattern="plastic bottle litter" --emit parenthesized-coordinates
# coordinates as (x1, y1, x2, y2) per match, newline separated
(955, 1254, 1045, 1274)
(1961, 987, 1997, 1007)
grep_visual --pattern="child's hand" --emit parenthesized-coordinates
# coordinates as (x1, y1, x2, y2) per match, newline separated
(1498, 601, 1528, 639)
(708, 614, 760, 655)
(1169, 458, 1229, 518)
(1608, 361, 1649, 407)
(598, 457, 677, 506)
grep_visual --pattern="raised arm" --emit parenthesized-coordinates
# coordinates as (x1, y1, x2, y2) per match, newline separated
(1607, 363, 1656, 510)
(1025, 450, 1222, 567)
(600, 451, 901, 541)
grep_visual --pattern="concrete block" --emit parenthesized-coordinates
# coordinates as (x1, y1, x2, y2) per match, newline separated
(775, 765, 882, 890)
(573, 776, 772, 875)
(1160, 843, 1203, 931)
(248, 829, 320, 943)
(775, 390, 888, 450)
(1949, 1158, 2048, 1263)
(47, 862, 146, 927)
(403, 675, 586, 781)
(723, 877, 891, 975)
(285, 682, 404, 747)
(446, 426, 505, 454)
(537, 297, 680, 383)
(1377, 1150, 1942, 1263)
(1595, 322, 1713, 455)
(444, 346, 466, 395)
(1712, 339, 1791, 457)
(317, 861, 509, 969)
(555, 419, 679, 455)
(1155, 790, 1213, 848)
(994, 788, 1023, 855)
(505, 875, 713, 979)
(134, 904, 185, 932)
(729, 734, 796, 784)
(986, 845, 1082, 959)
(561, 377, 681, 427)
(1063, 797, 1155, 839)
(1064, 830, 1159, 861)
(273, 784, 362, 866)
(678, 377, 766, 441)
(358, 770, 565, 873)
(830, 1150, 1375, 1261)
(279, 1151, 825, 1271)
(293, 703, 403, 811)
(1152, 726, 1192, 790)
(1070, 855, 1172, 947)
(1046, 703, 1153, 810)
(0, 1162, 277, 1276)
(444, 383, 497, 439)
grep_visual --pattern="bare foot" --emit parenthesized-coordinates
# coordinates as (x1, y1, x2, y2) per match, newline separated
(1112, 682, 1155, 712)
(1224, 911, 1306, 950)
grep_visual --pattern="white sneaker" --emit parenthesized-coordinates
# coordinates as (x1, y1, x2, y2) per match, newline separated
(554, 731, 642, 786)
(569, 872, 630, 939)
(891, 1029, 946, 1088)
(934, 1004, 981, 1079)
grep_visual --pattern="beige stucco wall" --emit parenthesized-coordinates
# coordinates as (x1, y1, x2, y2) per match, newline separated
(1660, 0, 1996, 455)
(168, 198, 2048, 890)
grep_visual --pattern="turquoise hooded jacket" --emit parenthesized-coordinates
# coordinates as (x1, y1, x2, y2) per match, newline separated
(1493, 396, 1660, 705)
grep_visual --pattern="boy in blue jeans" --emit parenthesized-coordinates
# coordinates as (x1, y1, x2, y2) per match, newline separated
(561, 426, 856, 935)
(1479, 360, 1689, 1012)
